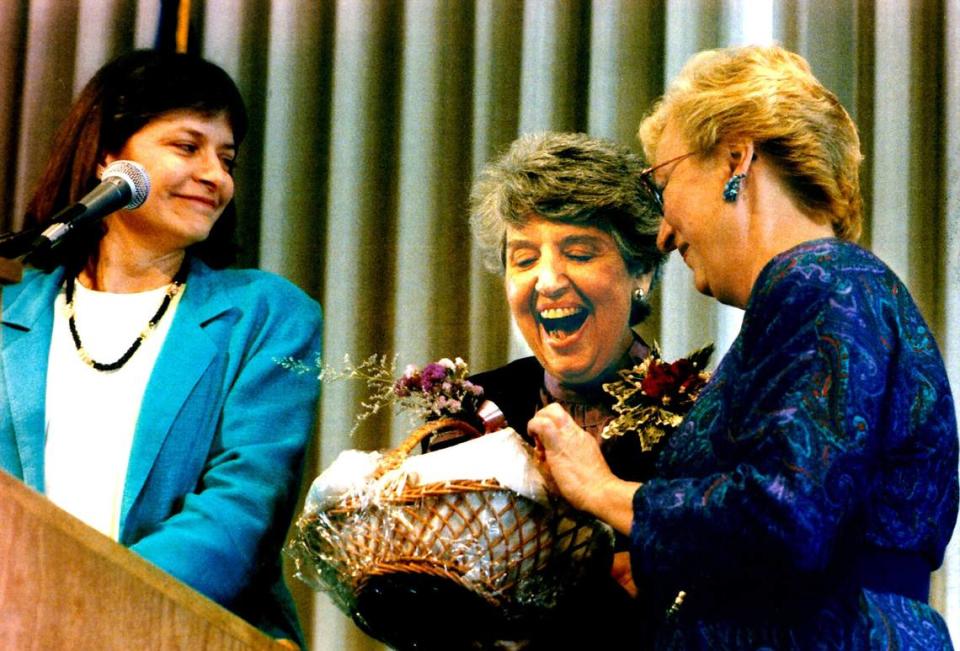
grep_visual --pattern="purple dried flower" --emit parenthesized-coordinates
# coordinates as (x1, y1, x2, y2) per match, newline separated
(420, 363, 448, 392)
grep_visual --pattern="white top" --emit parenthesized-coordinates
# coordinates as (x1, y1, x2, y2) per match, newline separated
(44, 279, 183, 540)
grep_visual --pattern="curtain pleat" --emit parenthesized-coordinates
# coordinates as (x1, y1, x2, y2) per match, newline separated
(518, 0, 587, 134)
(12, 2, 79, 227)
(321, 0, 400, 457)
(75, 0, 135, 95)
(871, 1, 936, 321)
(391, 1, 474, 403)
(257, 1, 330, 289)
(1, 2, 957, 648)
(587, 1, 664, 145)
(468, 0, 522, 373)
(133, 0, 160, 47)
(0, 2, 28, 231)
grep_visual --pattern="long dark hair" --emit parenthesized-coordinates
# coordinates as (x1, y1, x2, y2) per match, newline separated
(24, 49, 248, 271)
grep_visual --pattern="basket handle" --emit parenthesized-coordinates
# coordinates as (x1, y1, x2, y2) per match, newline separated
(374, 418, 482, 478)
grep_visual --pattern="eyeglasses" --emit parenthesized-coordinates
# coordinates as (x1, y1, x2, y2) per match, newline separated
(638, 151, 696, 214)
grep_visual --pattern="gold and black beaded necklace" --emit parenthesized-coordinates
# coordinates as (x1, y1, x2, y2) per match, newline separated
(64, 262, 188, 372)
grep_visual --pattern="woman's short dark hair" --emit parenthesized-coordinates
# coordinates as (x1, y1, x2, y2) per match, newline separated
(470, 132, 666, 324)
(24, 49, 248, 270)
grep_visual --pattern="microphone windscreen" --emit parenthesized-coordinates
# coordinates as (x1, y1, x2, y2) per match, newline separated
(102, 160, 150, 209)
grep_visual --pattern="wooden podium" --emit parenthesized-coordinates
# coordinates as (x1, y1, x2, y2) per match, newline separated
(0, 471, 291, 650)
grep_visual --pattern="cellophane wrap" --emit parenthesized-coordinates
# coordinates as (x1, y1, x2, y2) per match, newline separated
(286, 429, 615, 637)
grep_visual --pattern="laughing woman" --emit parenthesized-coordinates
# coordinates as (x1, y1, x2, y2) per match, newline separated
(468, 131, 666, 485)
(467, 131, 668, 646)
(0, 51, 321, 646)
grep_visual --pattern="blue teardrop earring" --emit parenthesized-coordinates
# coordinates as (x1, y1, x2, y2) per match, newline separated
(723, 173, 746, 202)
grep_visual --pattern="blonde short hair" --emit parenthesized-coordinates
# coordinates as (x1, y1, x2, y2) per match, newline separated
(638, 45, 863, 241)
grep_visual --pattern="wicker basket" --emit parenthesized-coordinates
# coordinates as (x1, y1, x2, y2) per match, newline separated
(289, 419, 614, 645)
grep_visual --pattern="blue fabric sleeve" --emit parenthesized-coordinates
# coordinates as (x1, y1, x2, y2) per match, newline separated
(129, 279, 322, 606)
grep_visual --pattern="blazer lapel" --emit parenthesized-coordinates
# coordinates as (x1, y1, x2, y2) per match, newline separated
(120, 261, 227, 526)
(1, 269, 64, 490)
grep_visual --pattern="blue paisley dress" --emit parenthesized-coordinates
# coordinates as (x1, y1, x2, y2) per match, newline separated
(630, 239, 958, 649)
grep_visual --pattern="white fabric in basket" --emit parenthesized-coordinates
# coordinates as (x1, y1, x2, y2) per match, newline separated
(396, 428, 548, 503)
(305, 428, 548, 514)
(304, 448, 385, 513)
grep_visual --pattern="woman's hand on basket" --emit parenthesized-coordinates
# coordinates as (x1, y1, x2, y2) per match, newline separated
(527, 403, 640, 535)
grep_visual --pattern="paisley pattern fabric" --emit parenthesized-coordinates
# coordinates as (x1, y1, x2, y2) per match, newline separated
(630, 239, 959, 649)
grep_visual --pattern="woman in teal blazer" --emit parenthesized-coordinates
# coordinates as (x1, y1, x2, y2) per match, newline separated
(0, 51, 321, 645)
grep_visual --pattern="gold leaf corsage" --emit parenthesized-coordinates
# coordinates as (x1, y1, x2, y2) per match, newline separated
(601, 343, 714, 452)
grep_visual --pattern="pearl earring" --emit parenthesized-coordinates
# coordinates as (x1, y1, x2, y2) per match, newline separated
(633, 287, 646, 303)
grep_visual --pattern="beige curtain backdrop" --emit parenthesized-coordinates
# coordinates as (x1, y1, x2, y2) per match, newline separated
(1, 1, 957, 649)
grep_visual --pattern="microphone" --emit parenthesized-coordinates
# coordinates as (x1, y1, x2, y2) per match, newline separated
(29, 160, 150, 254)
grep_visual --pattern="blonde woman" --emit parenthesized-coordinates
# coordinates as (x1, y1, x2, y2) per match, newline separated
(530, 45, 957, 649)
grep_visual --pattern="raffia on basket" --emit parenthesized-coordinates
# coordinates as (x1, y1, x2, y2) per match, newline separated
(291, 418, 612, 613)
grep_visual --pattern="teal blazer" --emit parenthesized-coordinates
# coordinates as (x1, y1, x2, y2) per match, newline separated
(0, 259, 322, 644)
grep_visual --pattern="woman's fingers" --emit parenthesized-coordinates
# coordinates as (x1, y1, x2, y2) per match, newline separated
(528, 403, 609, 510)
(528, 404, 641, 534)
(528, 403, 581, 449)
